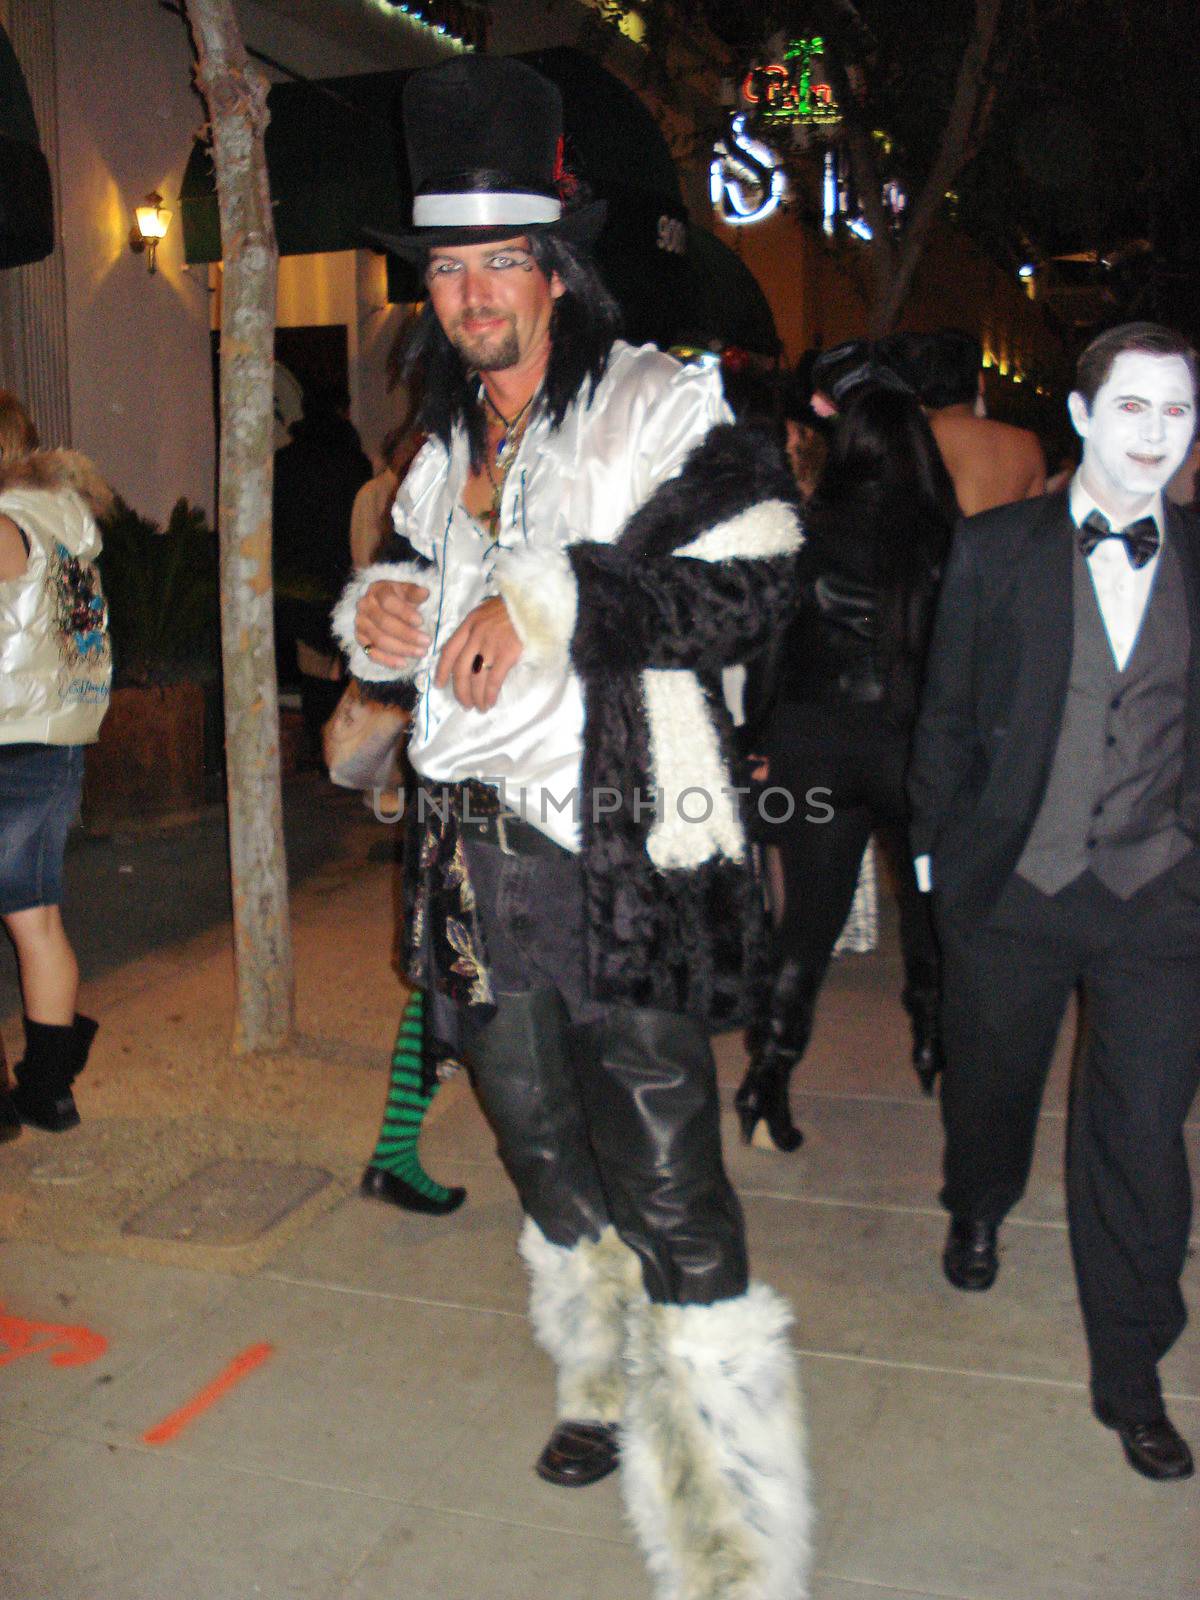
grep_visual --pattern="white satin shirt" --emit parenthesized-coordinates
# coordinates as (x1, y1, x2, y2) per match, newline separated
(393, 342, 731, 850)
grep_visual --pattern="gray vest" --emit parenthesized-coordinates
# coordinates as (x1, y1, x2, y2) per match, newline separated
(1016, 536, 1192, 898)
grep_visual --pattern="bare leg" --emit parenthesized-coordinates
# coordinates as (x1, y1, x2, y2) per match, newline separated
(3, 905, 79, 1025)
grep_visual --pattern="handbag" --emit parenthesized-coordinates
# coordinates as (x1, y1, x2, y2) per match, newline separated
(322, 680, 408, 791)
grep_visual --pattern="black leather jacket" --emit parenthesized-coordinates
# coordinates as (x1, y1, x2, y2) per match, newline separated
(745, 497, 944, 741)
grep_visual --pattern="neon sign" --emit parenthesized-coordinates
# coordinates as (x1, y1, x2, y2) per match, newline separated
(742, 38, 839, 128)
(710, 114, 787, 226)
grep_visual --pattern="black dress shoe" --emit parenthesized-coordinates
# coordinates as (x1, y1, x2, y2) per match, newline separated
(942, 1217, 999, 1291)
(534, 1420, 619, 1487)
(1095, 1404, 1195, 1481)
(359, 1165, 466, 1216)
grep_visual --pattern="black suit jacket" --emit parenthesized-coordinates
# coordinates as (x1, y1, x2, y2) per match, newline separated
(907, 492, 1200, 917)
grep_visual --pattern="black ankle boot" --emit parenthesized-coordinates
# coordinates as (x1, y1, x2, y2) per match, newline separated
(11, 1019, 82, 1133)
(903, 988, 943, 1096)
(735, 1045, 804, 1151)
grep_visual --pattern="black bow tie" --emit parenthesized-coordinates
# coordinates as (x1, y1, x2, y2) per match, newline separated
(1078, 510, 1161, 569)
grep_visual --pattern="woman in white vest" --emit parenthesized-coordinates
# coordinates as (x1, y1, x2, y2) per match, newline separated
(0, 391, 111, 1138)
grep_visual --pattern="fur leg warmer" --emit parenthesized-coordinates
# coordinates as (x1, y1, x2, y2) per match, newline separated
(519, 1218, 645, 1423)
(621, 1283, 812, 1600)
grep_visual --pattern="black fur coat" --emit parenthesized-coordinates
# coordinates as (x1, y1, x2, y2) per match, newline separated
(340, 422, 802, 1027)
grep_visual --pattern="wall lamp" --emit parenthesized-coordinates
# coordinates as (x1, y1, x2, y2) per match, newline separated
(129, 191, 171, 274)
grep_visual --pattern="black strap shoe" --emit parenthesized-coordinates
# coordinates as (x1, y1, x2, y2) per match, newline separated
(1095, 1405, 1195, 1481)
(942, 1217, 999, 1291)
(360, 1165, 466, 1216)
(534, 1420, 619, 1487)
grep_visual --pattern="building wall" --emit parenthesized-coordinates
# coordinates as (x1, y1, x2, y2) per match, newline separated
(51, 0, 213, 521)
(44, 0, 440, 525)
(33, 0, 1066, 523)
(716, 205, 1065, 420)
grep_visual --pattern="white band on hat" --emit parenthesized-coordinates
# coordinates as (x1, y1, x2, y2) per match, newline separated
(413, 191, 562, 227)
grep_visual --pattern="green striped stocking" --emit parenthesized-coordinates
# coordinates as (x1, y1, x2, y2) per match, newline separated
(367, 990, 463, 1210)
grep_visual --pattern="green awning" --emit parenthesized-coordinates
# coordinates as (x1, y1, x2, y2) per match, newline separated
(0, 24, 52, 269)
(683, 226, 780, 356)
(181, 70, 407, 265)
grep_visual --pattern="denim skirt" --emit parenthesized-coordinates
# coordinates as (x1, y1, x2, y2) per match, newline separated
(0, 743, 84, 914)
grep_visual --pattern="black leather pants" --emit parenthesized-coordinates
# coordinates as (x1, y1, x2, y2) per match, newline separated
(466, 987, 610, 1249)
(467, 991, 748, 1306)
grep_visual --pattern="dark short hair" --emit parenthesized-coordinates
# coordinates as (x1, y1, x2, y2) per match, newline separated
(883, 329, 980, 409)
(811, 340, 913, 410)
(1074, 322, 1198, 408)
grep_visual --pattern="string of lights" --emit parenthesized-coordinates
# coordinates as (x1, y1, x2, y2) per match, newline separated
(366, 0, 486, 53)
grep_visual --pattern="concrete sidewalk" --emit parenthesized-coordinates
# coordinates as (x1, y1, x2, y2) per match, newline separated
(1, 787, 1196, 1600)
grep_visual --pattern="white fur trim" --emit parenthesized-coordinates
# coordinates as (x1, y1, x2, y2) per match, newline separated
(519, 1218, 645, 1423)
(643, 671, 745, 870)
(675, 499, 803, 564)
(493, 545, 578, 669)
(330, 560, 433, 683)
(622, 1283, 812, 1600)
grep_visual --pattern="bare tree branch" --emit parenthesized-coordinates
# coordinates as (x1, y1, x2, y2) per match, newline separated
(870, 0, 1006, 333)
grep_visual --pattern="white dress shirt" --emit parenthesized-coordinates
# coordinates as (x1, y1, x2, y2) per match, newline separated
(392, 342, 731, 851)
(1069, 477, 1164, 672)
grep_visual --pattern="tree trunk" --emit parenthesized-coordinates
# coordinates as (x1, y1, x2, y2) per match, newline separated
(867, 0, 1005, 336)
(184, 0, 294, 1051)
(821, 0, 1006, 337)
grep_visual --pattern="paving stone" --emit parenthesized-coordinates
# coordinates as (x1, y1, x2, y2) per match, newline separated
(121, 1159, 333, 1245)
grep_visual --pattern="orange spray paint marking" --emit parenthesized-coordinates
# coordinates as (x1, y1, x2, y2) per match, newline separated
(142, 1341, 275, 1446)
(0, 1305, 107, 1368)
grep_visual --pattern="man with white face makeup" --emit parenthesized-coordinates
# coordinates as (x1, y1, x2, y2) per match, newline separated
(909, 323, 1200, 1481)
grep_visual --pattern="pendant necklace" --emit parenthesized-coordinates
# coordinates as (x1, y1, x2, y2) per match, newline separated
(481, 387, 536, 541)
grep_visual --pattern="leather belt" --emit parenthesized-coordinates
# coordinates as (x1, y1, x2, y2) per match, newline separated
(424, 780, 569, 860)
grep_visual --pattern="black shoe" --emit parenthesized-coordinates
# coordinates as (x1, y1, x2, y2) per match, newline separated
(534, 1420, 619, 1487)
(942, 1217, 999, 1291)
(1095, 1404, 1195, 1481)
(734, 1052, 803, 1153)
(360, 1164, 466, 1216)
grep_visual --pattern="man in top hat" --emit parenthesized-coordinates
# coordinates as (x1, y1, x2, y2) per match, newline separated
(334, 55, 811, 1598)
(909, 322, 1200, 1481)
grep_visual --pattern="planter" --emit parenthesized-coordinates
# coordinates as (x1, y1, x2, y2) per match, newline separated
(82, 681, 205, 829)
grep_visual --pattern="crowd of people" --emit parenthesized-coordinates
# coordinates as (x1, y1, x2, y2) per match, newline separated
(2, 48, 1198, 1600)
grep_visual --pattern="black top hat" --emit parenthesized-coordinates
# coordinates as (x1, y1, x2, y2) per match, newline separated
(368, 56, 605, 259)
